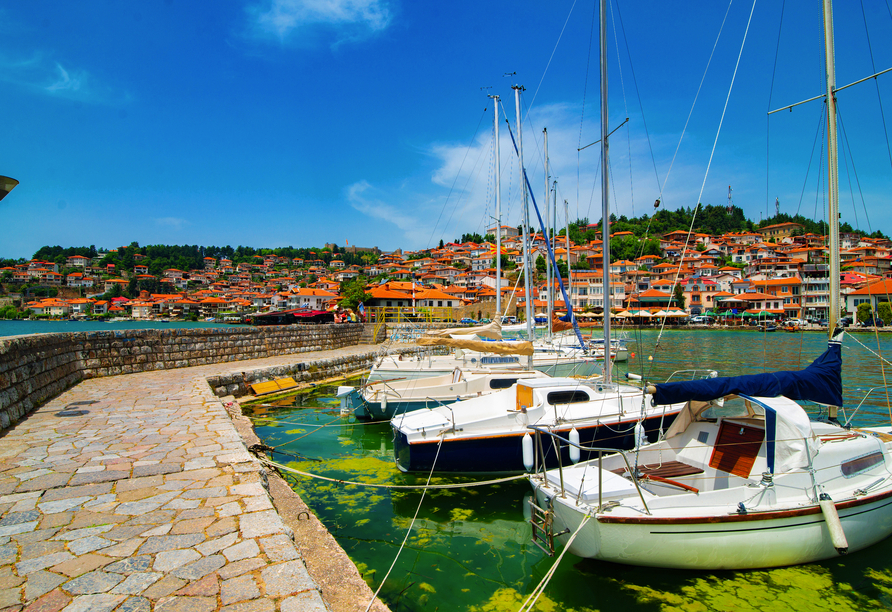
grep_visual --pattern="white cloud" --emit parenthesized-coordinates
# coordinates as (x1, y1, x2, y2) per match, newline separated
(46, 63, 84, 94)
(0, 52, 130, 106)
(155, 217, 190, 230)
(246, 0, 392, 45)
(344, 100, 753, 250)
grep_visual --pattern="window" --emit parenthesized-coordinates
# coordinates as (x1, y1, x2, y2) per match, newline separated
(547, 390, 590, 404)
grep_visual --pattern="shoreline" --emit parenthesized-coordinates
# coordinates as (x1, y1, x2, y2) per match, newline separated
(224, 396, 391, 612)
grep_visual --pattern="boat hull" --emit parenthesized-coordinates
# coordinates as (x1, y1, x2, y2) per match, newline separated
(535, 488, 892, 569)
(393, 412, 674, 474)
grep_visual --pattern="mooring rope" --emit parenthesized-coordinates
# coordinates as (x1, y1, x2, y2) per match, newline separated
(363, 436, 444, 612)
(258, 456, 526, 490)
(517, 511, 593, 612)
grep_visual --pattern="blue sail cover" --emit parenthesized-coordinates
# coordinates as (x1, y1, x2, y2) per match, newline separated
(652, 342, 842, 407)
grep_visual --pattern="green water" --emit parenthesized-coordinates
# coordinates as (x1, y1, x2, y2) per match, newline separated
(244, 330, 892, 611)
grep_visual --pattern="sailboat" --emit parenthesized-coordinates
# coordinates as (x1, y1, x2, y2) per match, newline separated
(526, 0, 892, 569)
(391, 79, 693, 474)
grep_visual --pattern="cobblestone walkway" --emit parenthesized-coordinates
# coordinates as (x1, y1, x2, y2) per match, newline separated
(0, 345, 380, 612)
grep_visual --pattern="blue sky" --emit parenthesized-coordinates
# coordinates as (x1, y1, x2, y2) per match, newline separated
(3, 0, 892, 259)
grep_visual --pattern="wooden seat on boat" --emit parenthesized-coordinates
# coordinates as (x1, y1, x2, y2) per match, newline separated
(611, 460, 704, 479)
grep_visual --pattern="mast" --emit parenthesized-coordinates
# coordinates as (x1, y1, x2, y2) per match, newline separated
(513, 85, 534, 365)
(823, 0, 841, 422)
(544, 128, 552, 340)
(823, 0, 840, 329)
(490, 94, 502, 320)
(564, 197, 572, 323)
(600, 0, 612, 383)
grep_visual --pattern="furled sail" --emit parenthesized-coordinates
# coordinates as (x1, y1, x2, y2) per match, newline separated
(423, 319, 502, 340)
(414, 336, 534, 356)
(651, 341, 842, 407)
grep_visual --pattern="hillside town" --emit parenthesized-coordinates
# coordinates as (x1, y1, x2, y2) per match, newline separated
(4, 220, 892, 325)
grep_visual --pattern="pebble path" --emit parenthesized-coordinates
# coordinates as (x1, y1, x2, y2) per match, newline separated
(0, 345, 384, 612)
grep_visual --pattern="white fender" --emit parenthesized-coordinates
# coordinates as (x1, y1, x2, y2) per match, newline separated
(819, 493, 849, 554)
(522, 433, 534, 472)
(569, 428, 580, 464)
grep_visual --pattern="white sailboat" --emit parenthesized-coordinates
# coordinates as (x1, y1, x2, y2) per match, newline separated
(526, 0, 892, 570)
(391, 83, 693, 474)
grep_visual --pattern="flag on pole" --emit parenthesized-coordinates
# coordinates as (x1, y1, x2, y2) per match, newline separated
(358, 302, 365, 316)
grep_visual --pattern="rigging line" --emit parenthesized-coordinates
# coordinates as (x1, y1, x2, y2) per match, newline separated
(859, 0, 892, 174)
(795, 105, 827, 218)
(658, 0, 758, 349)
(766, 0, 786, 220)
(426, 107, 488, 249)
(614, 1, 664, 205)
(363, 438, 444, 612)
(658, 0, 734, 198)
(578, 0, 598, 223)
(838, 108, 871, 234)
(525, 0, 580, 126)
(443, 128, 496, 243)
(607, 0, 635, 218)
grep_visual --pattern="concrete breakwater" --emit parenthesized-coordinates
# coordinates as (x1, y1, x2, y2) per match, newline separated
(0, 324, 365, 431)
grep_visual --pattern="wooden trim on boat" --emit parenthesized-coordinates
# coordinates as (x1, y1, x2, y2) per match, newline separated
(596, 487, 892, 524)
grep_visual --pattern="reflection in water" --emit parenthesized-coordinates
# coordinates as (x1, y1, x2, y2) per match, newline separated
(245, 331, 892, 611)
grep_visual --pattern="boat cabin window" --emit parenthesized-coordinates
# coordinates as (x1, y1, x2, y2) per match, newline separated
(547, 390, 590, 405)
(841, 451, 884, 478)
(489, 378, 518, 390)
(700, 397, 758, 421)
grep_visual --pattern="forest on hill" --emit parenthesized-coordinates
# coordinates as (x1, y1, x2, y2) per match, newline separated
(3, 204, 886, 271)
(1, 243, 375, 273)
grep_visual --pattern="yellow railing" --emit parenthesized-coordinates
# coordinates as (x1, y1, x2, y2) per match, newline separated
(366, 306, 455, 324)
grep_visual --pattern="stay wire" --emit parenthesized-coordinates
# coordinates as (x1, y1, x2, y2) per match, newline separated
(577, 0, 598, 223)
(614, 1, 665, 206)
(766, 0, 786, 217)
(859, 0, 892, 175)
(654, 0, 757, 355)
(657, 0, 735, 199)
(426, 108, 488, 249)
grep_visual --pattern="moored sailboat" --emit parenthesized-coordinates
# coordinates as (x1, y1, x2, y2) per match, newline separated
(525, 0, 892, 570)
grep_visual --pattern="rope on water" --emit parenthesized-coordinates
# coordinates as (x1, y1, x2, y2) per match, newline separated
(363, 436, 444, 612)
(517, 511, 593, 612)
(257, 456, 526, 490)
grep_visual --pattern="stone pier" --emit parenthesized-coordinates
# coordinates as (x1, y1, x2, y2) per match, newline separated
(0, 344, 391, 612)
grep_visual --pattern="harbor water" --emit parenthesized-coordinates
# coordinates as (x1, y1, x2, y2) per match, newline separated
(0, 319, 236, 337)
(244, 329, 892, 611)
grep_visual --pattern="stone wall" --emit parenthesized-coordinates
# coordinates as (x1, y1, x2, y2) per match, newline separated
(0, 324, 363, 431)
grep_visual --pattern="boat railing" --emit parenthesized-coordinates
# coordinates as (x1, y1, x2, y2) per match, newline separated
(844, 385, 892, 428)
(527, 426, 651, 515)
(664, 369, 719, 383)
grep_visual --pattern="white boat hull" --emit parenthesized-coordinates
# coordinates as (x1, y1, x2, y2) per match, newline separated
(536, 487, 892, 569)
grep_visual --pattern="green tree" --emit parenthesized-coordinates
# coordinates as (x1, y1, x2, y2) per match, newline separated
(857, 302, 873, 324)
(339, 276, 371, 311)
(878, 302, 892, 324)
(673, 284, 686, 310)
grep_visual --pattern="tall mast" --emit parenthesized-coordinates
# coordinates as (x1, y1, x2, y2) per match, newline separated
(823, 0, 841, 422)
(564, 197, 572, 322)
(513, 85, 534, 364)
(544, 128, 552, 340)
(823, 0, 840, 328)
(600, 0, 612, 383)
(490, 94, 502, 320)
